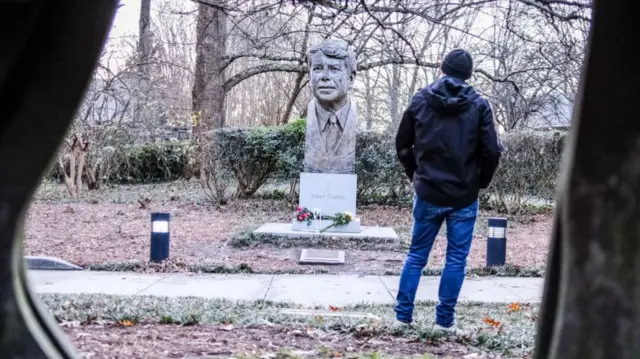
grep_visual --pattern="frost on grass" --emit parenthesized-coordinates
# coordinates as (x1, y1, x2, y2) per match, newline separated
(40, 293, 538, 357)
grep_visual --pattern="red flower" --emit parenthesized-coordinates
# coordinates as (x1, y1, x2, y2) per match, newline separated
(303, 213, 309, 218)
(297, 215, 303, 221)
(296, 206, 302, 212)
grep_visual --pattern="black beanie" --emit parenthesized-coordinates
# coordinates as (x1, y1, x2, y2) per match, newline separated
(441, 48, 473, 80)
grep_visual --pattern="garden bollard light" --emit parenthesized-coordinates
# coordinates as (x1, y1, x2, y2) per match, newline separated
(486, 217, 507, 267)
(150, 212, 170, 262)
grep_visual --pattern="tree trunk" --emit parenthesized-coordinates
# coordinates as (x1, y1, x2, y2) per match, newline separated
(192, 3, 227, 131)
(534, 1, 640, 357)
(136, 0, 152, 127)
(280, 73, 306, 125)
(407, 28, 435, 104)
(138, 0, 152, 74)
(387, 65, 401, 132)
(364, 70, 373, 130)
(280, 8, 313, 125)
(192, 3, 227, 183)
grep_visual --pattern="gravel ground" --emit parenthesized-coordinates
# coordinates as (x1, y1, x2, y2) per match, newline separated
(24, 181, 552, 275)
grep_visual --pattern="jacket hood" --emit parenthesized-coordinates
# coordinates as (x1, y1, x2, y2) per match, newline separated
(422, 76, 479, 115)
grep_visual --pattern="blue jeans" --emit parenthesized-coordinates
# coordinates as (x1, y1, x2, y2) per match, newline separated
(395, 195, 478, 327)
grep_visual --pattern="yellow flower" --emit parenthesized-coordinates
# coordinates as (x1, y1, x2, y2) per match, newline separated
(344, 211, 353, 221)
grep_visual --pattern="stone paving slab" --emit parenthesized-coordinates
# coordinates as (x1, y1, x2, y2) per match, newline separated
(138, 274, 274, 301)
(27, 270, 544, 304)
(378, 276, 539, 303)
(27, 270, 168, 296)
(488, 277, 545, 302)
(266, 274, 392, 306)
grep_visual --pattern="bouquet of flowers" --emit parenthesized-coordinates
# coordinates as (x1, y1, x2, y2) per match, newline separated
(295, 206, 353, 233)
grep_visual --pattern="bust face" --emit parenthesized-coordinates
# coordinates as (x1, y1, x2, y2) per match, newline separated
(309, 51, 353, 106)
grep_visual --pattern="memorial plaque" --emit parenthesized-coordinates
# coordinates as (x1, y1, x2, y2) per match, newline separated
(299, 248, 345, 264)
(299, 172, 357, 216)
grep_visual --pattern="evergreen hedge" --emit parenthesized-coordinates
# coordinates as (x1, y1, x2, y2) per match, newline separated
(46, 120, 566, 213)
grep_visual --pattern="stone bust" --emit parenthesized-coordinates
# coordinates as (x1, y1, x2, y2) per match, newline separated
(302, 38, 358, 174)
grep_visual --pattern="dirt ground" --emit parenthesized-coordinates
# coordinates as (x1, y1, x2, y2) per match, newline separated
(24, 182, 552, 274)
(61, 323, 514, 359)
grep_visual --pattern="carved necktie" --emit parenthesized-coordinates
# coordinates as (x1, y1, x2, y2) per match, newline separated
(325, 114, 341, 152)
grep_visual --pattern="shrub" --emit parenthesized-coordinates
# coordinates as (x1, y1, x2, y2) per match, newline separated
(212, 119, 305, 198)
(355, 132, 412, 205)
(113, 141, 195, 184)
(483, 131, 565, 214)
(46, 141, 195, 184)
(44, 119, 566, 215)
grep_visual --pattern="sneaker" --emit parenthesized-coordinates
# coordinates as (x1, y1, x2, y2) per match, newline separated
(433, 322, 462, 335)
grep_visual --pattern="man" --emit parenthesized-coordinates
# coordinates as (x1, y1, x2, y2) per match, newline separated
(303, 38, 358, 174)
(394, 48, 502, 329)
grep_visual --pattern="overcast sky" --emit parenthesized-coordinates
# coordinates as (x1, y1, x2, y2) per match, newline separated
(110, 0, 140, 38)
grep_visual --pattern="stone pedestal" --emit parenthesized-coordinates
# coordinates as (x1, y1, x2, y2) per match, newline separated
(296, 172, 359, 233)
(254, 223, 399, 241)
(253, 39, 400, 266)
(292, 218, 361, 233)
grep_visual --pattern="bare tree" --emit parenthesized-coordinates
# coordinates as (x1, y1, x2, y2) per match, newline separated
(94, 0, 593, 137)
(192, 2, 228, 132)
(139, 0, 153, 74)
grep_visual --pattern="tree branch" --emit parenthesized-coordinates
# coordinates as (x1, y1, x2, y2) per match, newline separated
(517, 0, 591, 22)
(224, 63, 306, 92)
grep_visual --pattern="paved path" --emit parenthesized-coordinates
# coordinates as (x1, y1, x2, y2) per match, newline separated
(27, 270, 544, 306)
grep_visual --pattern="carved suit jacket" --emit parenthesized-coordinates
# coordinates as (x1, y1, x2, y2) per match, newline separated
(303, 99, 358, 174)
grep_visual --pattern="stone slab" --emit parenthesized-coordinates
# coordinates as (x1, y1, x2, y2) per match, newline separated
(379, 276, 539, 303)
(137, 274, 273, 301)
(266, 274, 393, 306)
(489, 277, 544, 302)
(255, 222, 398, 241)
(281, 308, 381, 320)
(299, 249, 345, 264)
(25, 256, 83, 270)
(27, 270, 167, 296)
(299, 172, 357, 215)
(292, 218, 361, 233)
(29, 271, 543, 305)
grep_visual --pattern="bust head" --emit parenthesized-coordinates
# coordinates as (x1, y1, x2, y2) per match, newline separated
(308, 39, 356, 110)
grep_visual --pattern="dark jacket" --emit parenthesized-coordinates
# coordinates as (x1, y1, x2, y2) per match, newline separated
(395, 76, 502, 208)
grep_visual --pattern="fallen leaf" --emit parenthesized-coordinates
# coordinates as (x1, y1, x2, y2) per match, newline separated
(508, 302, 522, 313)
(482, 317, 502, 328)
(329, 305, 340, 312)
(119, 319, 135, 327)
